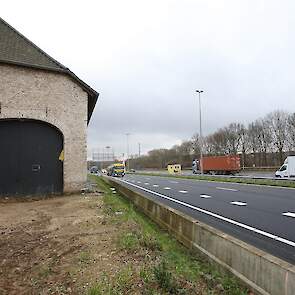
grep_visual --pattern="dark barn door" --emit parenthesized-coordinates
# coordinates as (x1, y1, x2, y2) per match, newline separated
(0, 120, 63, 195)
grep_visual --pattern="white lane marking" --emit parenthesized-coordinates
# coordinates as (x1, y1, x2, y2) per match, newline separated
(179, 190, 188, 193)
(144, 182, 150, 185)
(118, 179, 295, 248)
(216, 187, 238, 192)
(137, 181, 141, 184)
(163, 187, 171, 190)
(230, 201, 247, 206)
(153, 184, 159, 187)
(200, 194, 212, 199)
(282, 212, 295, 218)
(110, 188, 116, 190)
(170, 181, 179, 184)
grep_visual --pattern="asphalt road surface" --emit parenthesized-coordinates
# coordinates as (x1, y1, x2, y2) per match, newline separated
(111, 174, 295, 264)
(137, 169, 275, 178)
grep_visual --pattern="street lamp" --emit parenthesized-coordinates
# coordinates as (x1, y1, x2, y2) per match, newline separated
(126, 133, 130, 171)
(138, 142, 141, 157)
(105, 146, 111, 164)
(196, 90, 204, 175)
(102, 147, 105, 170)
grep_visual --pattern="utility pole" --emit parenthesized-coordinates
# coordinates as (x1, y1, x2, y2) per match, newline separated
(102, 147, 106, 169)
(126, 133, 130, 171)
(138, 142, 141, 157)
(105, 146, 111, 165)
(196, 90, 204, 175)
(112, 147, 115, 161)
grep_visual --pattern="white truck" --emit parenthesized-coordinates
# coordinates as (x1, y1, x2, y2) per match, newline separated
(275, 156, 295, 178)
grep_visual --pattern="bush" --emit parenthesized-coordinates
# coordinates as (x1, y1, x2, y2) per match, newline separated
(153, 260, 178, 293)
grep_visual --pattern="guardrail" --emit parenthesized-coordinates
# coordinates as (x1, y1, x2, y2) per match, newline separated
(196, 174, 295, 181)
(104, 176, 295, 295)
(131, 170, 295, 181)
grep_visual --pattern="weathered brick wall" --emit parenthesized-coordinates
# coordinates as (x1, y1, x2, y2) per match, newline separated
(0, 64, 88, 193)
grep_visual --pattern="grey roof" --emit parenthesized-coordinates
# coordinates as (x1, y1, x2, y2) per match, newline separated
(0, 17, 98, 122)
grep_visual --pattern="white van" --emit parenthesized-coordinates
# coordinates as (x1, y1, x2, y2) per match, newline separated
(275, 156, 295, 178)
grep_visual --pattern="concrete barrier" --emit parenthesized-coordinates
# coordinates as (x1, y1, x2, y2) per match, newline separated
(104, 177, 295, 295)
(131, 170, 295, 182)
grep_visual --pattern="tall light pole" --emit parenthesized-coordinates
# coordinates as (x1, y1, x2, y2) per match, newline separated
(196, 90, 204, 175)
(138, 142, 141, 158)
(105, 146, 111, 164)
(126, 133, 130, 171)
(102, 147, 105, 170)
(111, 147, 115, 161)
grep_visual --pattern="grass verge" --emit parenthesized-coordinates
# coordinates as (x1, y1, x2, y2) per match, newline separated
(130, 172, 295, 188)
(88, 175, 248, 295)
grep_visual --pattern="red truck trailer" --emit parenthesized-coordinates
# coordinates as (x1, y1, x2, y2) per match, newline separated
(200, 155, 240, 175)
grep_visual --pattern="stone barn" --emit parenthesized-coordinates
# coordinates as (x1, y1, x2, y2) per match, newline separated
(0, 18, 98, 195)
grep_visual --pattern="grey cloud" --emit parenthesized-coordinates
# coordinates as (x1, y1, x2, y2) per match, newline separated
(3, 0, 295, 157)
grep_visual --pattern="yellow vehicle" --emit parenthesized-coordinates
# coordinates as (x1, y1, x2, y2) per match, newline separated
(107, 162, 125, 177)
(167, 164, 181, 174)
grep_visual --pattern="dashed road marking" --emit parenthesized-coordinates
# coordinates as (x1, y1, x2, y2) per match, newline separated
(230, 201, 247, 206)
(163, 187, 171, 190)
(216, 187, 238, 192)
(200, 194, 212, 198)
(137, 181, 141, 184)
(282, 212, 295, 218)
(153, 184, 159, 187)
(144, 182, 150, 185)
(170, 181, 179, 184)
(118, 179, 295, 248)
(179, 190, 188, 193)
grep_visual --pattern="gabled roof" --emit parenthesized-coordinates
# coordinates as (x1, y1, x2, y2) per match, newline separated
(0, 17, 98, 122)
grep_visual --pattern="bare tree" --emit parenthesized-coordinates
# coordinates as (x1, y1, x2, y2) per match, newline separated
(146, 149, 170, 168)
(258, 119, 272, 166)
(238, 124, 249, 168)
(287, 113, 295, 150)
(132, 110, 294, 169)
(178, 140, 193, 155)
(204, 123, 244, 155)
(191, 133, 201, 156)
(265, 111, 289, 163)
(247, 121, 262, 166)
(224, 122, 244, 154)
(203, 135, 215, 155)
(205, 129, 228, 155)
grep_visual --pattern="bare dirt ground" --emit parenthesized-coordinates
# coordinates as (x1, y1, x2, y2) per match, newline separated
(0, 182, 247, 295)
(0, 192, 122, 295)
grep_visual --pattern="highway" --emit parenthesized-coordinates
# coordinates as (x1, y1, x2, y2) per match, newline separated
(112, 174, 295, 264)
(136, 169, 276, 178)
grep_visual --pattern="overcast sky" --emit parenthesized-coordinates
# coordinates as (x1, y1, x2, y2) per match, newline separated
(3, 0, 295, 159)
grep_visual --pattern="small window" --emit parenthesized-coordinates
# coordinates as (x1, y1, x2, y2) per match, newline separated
(279, 165, 287, 172)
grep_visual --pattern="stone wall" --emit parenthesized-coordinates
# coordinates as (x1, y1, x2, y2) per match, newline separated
(0, 64, 88, 193)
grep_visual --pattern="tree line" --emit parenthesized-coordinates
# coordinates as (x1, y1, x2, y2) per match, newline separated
(129, 110, 295, 169)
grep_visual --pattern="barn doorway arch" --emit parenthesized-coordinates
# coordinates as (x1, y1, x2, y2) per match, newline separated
(0, 119, 63, 195)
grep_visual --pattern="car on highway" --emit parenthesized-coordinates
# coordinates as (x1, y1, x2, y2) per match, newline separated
(107, 162, 125, 177)
(90, 166, 98, 174)
(275, 156, 295, 178)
